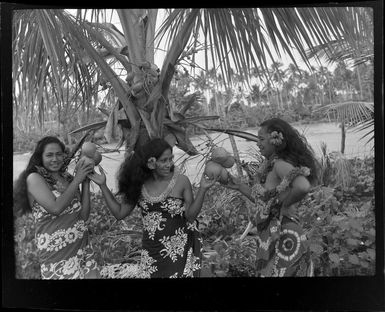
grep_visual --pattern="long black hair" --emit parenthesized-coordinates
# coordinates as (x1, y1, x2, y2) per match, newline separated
(260, 118, 320, 185)
(13, 136, 66, 216)
(117, 138, 172, 205)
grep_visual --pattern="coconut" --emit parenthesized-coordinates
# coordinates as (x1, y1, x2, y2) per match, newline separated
(126, 71, 135, 82)
(204, 161, 223, 180)
(81, 142, 96, 158)
(139, 61, 151, 69)
(146, 68, 159, 77)
(131, 81, 144, 93)
(211, 147, 230, 159)
(93, 150, 102, 165)
(164, 133, 177, 147)
(131, 89, 146, 98)
(221, 156, 235, 168)
(76, 155, 95, 171)
(219, 168, 229, 184)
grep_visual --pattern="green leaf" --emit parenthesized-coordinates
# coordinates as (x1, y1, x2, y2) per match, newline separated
(346, 238, 359, 246)
(310, 243, 323, 255)
(331, 215, 346, 223)
(349, 219, 364, 231)
(367, 249, 375, 260)
(328, 253, 340, 264)
(348, 254, 360, 265)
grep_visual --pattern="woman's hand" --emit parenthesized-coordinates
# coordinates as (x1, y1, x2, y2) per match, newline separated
(199, 174, 218, 190)
(74, 158, 94, 184)
(88, 165, 107, 186)
(223, 173, 241, 190)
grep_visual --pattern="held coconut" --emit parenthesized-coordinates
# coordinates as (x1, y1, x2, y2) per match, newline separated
(93, 150, 102, 166)
(221, 156, 235, 168)
(75, 155, 95, 172)
(211, 147, 230, 159)
(219, 168, 229, 184)
(204, 161, 223, 180)
(77, 142, 101, 170)
(81, 142, 97, 159)
(210, 147, 235, 168)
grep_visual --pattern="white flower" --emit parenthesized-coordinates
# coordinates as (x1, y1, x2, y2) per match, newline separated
(142, 212, 166, 240)
(160, 228, 187, 262)
(62, 255, 81, 277)
(65, 228, 79, 243)
(36, 233, 50, 250)
(139, 250, 158, 278)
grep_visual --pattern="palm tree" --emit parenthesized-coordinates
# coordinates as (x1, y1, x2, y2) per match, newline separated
(306, 7, 374, 146)
(11, 6, 375, 156)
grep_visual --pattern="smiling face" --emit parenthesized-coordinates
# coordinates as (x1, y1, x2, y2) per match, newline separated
(257, 127, 276, 158)
(42, 143, 64, 172)
(153, 148, 174, 177)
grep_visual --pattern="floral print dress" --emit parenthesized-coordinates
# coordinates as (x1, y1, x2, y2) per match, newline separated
(248, 160, 313, 277)
(31, 167, 99, 279)
(137, 170, 202, 278)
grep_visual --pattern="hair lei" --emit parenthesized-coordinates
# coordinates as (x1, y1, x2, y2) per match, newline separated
(269, 130, 284, 146)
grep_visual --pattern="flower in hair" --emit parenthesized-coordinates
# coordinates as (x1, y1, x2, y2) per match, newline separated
(269, 131, 284, 146)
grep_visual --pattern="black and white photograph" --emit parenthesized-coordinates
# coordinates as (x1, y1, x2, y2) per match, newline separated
(2, 2, 384, 310)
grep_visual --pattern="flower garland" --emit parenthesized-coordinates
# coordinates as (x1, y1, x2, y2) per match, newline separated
(251, 161, 311, 230)
(35, 166, 73, 191)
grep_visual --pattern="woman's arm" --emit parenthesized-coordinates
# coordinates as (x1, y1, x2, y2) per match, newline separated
(88, 166, 134, 220)
(80, 178, 91, 220)
(183, 175, 216, 222)
(27, 161, 93, 216)
(274, 160, 311, 209)
(99, 184, 135, 220)
(225, 174, 255, 203)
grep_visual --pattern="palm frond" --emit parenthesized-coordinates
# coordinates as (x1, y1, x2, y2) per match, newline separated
(314, 101, 373, 126)
(156, 7, 372, 86)
(204, 127, 260, 143)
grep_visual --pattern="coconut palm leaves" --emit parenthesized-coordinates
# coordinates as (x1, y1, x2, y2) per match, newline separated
(306, 7, 373, 67)
(314, 101, 374, 148)
(13, 7, 375, 157)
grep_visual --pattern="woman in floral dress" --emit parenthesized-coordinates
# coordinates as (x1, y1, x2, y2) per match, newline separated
(13, 136, 99, 279)
(89, 138, 216, 278)
(226, 118, 319, 277)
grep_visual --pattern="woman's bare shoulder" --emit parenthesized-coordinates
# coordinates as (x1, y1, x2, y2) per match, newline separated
(176, 173, 191, 185)
(273, 159, 294, 177)
(26, 172, 44, 184)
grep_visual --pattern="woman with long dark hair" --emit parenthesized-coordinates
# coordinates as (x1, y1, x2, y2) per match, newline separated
(226, 118, 320, 277)
(13, 136, 99, 279)
(89, 138, 216, 278)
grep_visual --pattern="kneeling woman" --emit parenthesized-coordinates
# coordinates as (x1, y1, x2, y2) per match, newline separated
(226, 118, 319, 277)
(89, 138, 216, 278)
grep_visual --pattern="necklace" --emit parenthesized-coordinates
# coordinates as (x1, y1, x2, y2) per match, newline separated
(35, 166, 72, 191)
(259, 155, 278, 184)
(142, 170, 178, 203)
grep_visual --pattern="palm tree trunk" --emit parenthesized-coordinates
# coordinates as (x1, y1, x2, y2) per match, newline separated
(228, 134, 243, 177)
(340, 122, 346, 154)
(356, 65, 363, 100)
